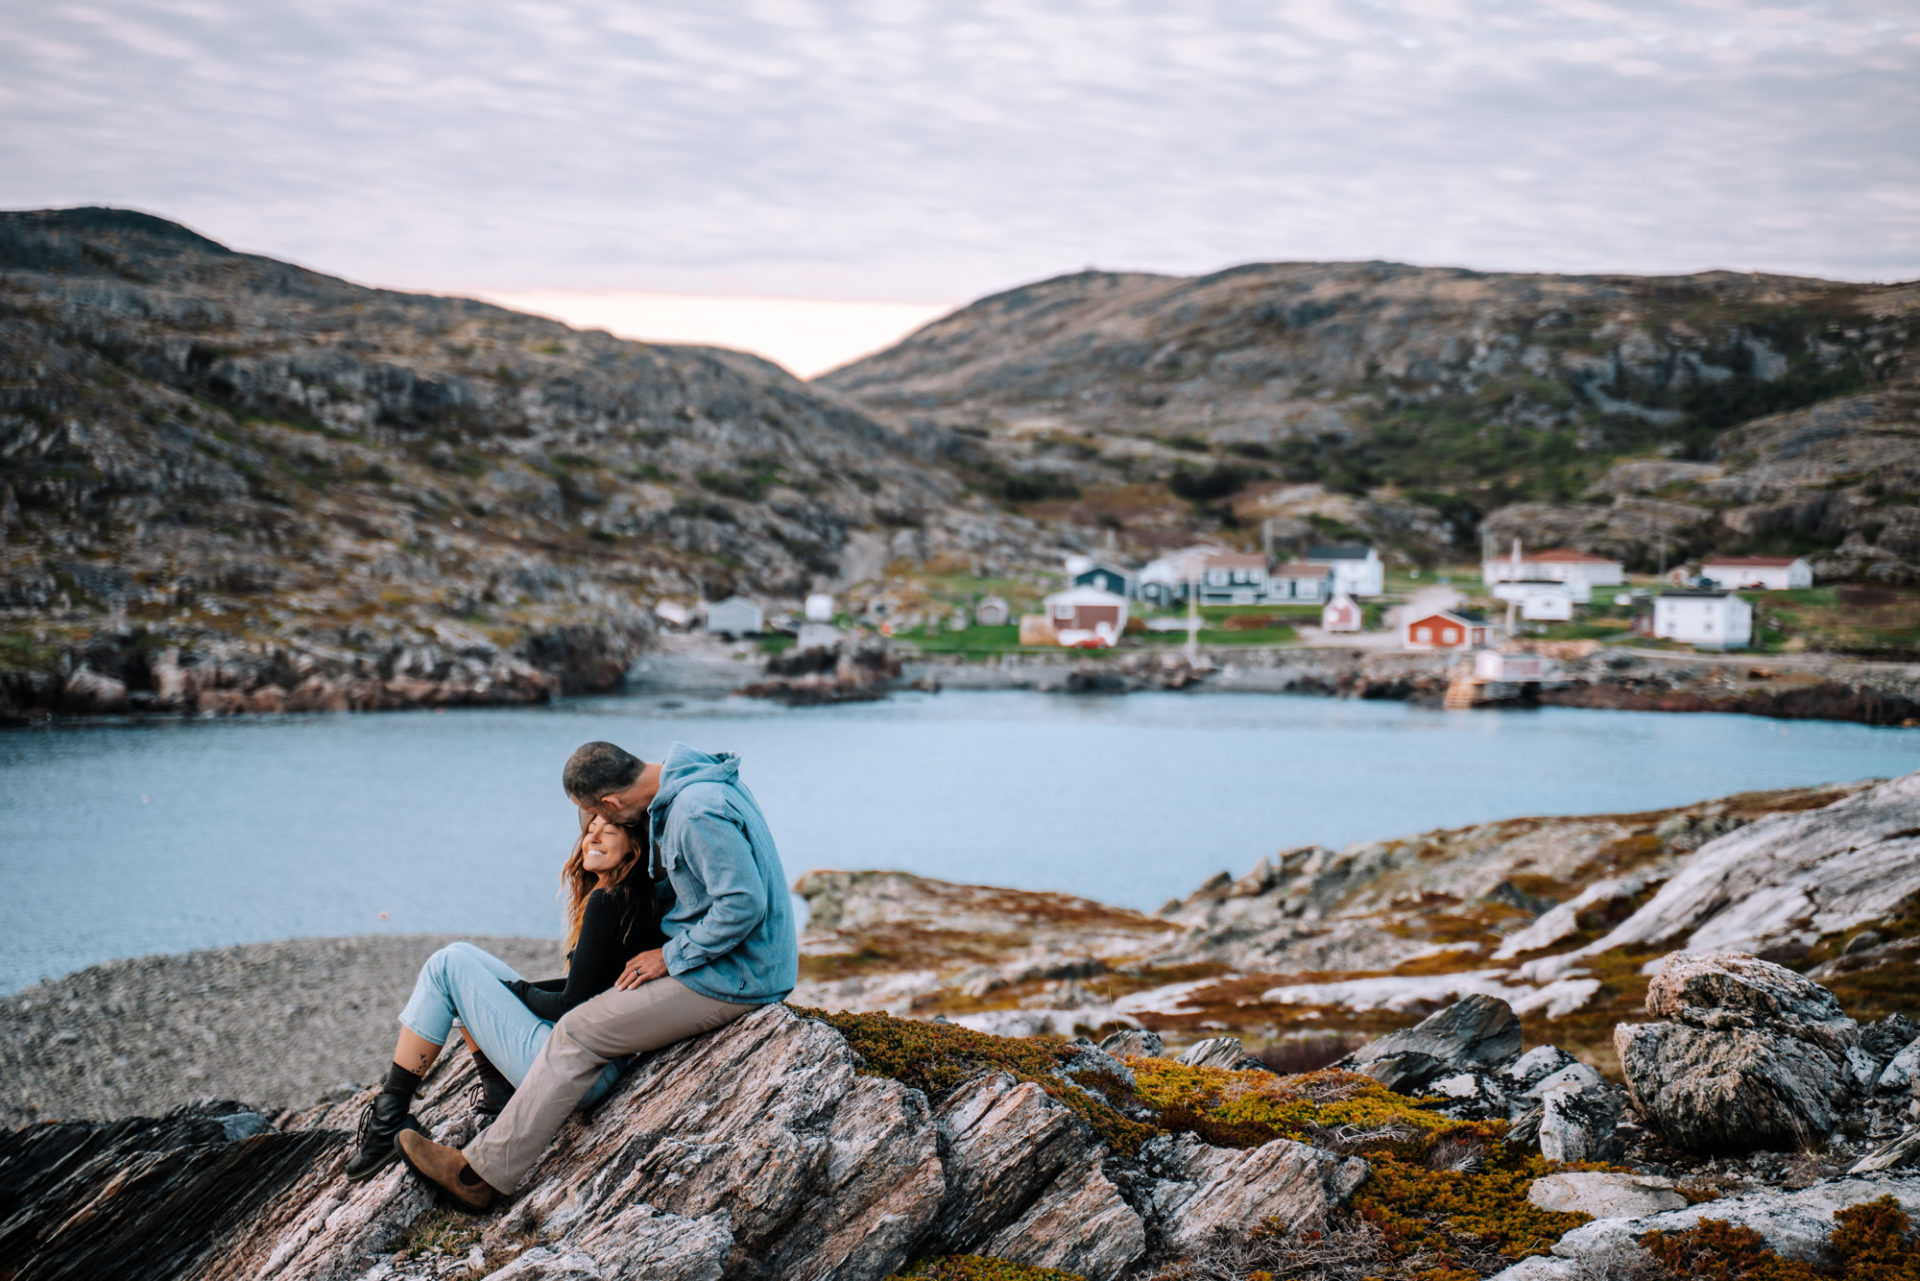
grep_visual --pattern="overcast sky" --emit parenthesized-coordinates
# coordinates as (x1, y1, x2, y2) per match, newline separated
(4, 1, 1917, 369)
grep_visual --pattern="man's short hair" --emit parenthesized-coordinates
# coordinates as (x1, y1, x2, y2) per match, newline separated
(563, 741, 644, 801)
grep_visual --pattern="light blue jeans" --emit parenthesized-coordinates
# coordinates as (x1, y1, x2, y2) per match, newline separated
(397, 941, 622, 1109)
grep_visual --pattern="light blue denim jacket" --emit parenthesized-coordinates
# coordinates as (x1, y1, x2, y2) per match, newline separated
(647, 743, 797, 1005)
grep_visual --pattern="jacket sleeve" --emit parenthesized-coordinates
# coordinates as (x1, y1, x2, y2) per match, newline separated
(512, 890, 627, 1020)
(661, 805, 767, 975)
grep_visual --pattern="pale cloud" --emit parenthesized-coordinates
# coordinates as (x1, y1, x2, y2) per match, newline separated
(0, 0, 1914, 312)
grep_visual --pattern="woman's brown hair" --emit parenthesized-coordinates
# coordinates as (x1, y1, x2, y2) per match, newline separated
(559, 809, 646, 960)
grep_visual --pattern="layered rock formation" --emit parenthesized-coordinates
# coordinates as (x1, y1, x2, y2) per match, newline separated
(0, 1005, 1374, 1281)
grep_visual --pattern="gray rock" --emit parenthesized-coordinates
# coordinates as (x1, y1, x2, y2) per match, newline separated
(1501, 1045, 1576, 1091)
(1647, 952, 1857, 1055)
(1617, 953, 1861, 1155)
(1138, 1131, 1370, 1257)
(1176, 1035, 1268, 1073)
(1337, 995, 1522, 1092)
(930, 1072, 1144, 1278)
(1862, 1014, 1919, 1066)
(1527, 1172, 1686, 1219)
(1879, 1036, 1920, 1093)
(1537, 1079, 1623, 1164)
(1099, 1028, 1166, 1059)
(1848, 1128, 1920, 1175)
(1616, 1021, 1850, 1154)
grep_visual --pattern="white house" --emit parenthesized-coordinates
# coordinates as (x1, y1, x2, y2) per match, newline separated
(1483, 545, 1624, 590)
(1490, 581, 1577, 620)
(1653, 589, 1752, 649)
(1267, 562, 1334, 603)
(1321, 592, 1362, 633)
(804, 592, 836, 623)
(1702, 556, 1813, 591)
(1304, 544, 1384, 597)
(1042, 586, 1129, 647)
(1138, 545, 1224, 606)
(704, 597, 765, 637)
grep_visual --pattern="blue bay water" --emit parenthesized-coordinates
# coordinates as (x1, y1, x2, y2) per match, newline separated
(0, 690, 1914, 992)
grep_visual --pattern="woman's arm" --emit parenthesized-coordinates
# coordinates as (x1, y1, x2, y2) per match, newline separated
(510, 890, 629, 1021)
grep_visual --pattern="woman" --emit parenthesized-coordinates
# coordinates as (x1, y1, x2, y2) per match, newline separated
(346, 811, 667, 1181)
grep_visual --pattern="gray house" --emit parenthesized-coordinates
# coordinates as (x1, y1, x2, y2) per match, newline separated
(704, 596, 765, 638)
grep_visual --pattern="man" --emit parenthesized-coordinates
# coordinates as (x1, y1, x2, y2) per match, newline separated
(396, 739, 798, 1208)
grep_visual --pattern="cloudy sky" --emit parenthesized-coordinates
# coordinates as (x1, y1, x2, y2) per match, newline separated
(5, 1, 1917, 373)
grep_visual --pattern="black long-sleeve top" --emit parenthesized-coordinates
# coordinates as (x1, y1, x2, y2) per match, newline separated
(508, 880, 669, 1021)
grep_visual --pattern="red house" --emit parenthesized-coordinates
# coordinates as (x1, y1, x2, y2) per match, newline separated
(1403, 608, 1492, 650)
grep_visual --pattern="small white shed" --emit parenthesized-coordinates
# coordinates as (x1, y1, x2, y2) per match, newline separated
(1321, 593, 1362, 633)
(975, 596, 1011, 627)
(704, 597, 765, 638)
(804, 593, 836, 623)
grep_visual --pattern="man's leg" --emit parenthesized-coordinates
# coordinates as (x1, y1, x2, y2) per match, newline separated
(463, 978, 750, 1193)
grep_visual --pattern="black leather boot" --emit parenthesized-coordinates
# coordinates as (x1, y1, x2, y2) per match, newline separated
(469, 1050, 515, 1125)
(346, 1091, 421, 1181)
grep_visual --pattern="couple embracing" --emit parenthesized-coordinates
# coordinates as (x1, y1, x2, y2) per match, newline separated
(347, 739, 797, 1209)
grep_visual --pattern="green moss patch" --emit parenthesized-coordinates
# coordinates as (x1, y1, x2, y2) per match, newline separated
(793, 1008, 1156, 1154)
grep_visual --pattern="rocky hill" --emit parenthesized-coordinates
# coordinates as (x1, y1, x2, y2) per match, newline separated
(821, 264, 1920, 576)
(0, 207, 1048, 718)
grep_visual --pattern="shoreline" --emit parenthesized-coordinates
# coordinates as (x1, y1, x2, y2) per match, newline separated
(7, 635, 1919, 729)
(0, 934, 556, 1129)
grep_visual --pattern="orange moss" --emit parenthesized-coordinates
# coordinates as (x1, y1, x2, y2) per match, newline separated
(1641, 1196, 1920, 1280)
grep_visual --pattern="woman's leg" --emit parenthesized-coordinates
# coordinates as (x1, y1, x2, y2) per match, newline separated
(392, 942, 526, 1069)
(350, 943, 524, 1178)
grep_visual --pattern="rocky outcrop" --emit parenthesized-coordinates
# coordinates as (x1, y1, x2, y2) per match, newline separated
(1336, 994, 1522, 1091)
(737, 637, 904, 705)
(1616, 953, 1869, 1154)
(1525, 1171, 1686, 1219)
(1529, 769, 1920, 974)
(0, 1004, 1376, 1281)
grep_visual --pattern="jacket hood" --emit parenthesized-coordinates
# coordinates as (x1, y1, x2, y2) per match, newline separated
(652, 742, 740, 814)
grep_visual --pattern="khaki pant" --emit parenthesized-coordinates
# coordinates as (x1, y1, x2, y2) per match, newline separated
(464, 976, 753, 1192)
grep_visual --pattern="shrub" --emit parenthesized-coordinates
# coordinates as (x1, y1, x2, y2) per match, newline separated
(891, 1257, 1086, 1281)
(1639, 1195, 1920, 1281)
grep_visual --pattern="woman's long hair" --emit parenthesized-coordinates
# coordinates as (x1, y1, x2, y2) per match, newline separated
(559, 809, 648, 960)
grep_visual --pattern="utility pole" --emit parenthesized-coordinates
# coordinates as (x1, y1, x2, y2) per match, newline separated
(1185, 569, 1200, 663)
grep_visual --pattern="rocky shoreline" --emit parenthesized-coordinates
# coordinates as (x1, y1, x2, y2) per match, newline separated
(12, 629, 1918, 728)
(6, 772, 1920, 1279)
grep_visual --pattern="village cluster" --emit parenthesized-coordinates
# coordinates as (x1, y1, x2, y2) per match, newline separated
(655, 544, 1819, 657)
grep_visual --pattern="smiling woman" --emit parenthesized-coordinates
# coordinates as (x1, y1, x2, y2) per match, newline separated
(470, 289, 953, 379)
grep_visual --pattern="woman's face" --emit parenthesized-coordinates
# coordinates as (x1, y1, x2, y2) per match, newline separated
(581, 814, 633, 876)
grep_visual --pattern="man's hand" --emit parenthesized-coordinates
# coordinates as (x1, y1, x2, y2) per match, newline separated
(616, 948, 667, 991)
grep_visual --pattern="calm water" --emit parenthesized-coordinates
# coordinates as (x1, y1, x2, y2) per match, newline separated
(1, 690, 1914, 992)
